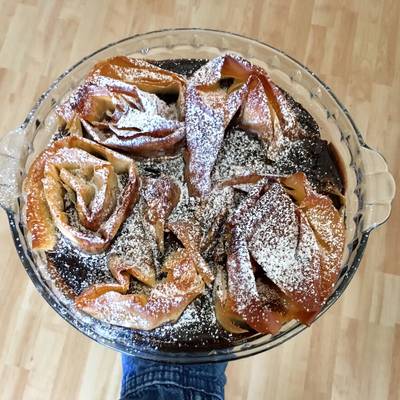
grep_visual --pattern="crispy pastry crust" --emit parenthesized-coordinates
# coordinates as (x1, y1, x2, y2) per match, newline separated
(25, 135, 139, 253)
(215, 173, 345, 333)
(185, 55, 305, 197)
(75, 248, 204, 330)
(26, 56, 345, 335)
(57, 56, 187, 157)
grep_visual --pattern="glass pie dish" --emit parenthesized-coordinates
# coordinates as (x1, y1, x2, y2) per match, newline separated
(0, 29, 395, 363)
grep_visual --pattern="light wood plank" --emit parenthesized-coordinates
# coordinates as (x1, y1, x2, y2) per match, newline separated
(0, 1, 398, 399)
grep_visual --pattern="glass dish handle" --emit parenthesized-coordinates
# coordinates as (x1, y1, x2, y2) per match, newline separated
(0, 127, 29, 212)
(361, 146, 396, 232)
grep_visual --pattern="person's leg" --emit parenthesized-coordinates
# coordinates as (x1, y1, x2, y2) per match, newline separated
(120, 354, 228, 400)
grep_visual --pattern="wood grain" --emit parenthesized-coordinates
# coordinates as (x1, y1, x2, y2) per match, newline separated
(0, 1, 398, 399)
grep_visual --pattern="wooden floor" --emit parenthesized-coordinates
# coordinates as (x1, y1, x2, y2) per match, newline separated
(0, 0, 399, 399)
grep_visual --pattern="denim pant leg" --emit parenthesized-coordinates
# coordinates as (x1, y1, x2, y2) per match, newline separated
(120, 354, 228, 400)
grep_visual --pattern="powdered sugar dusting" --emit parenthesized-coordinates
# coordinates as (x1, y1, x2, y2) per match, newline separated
(154, 292, 218, 339)
(41, 58, 345, 349)
(111, 199, 156, 274)
(47, 233, 110, 294)
(247, 184, 321, 310)
(212, 128, 273, 181)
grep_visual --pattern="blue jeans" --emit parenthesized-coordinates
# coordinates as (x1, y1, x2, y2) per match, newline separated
(120, 354, 228, 400)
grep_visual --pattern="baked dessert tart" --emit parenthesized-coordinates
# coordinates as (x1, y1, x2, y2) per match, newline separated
(24, 55, 345, 341)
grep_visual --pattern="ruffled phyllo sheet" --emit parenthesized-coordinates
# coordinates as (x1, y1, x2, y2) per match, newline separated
(184, 54, 307, 197)
(56, 56, 186, 157)
(25, 135, 139, 253)
(214, 172, 344, 334)
(25, 55, 345, 335)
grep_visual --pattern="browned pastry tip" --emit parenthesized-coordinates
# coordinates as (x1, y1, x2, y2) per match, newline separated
(25, 135, 139, 253)
(216, 173, 264, 191)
